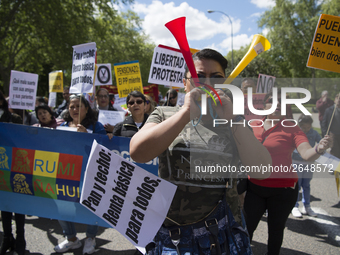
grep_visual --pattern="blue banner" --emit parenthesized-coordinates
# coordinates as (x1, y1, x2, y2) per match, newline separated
(0, 122, 158, 227)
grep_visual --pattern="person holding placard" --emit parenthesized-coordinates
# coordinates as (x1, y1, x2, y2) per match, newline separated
(95, 88, 116, 133)
(55, 94, 105, 254)
(130, 49, 272, 255)
(322, 93, 340, 158)
(244, 90, 332, 255)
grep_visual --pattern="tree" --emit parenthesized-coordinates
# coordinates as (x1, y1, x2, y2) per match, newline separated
(0, 0, 135, 96)
(93, 10, 155, 87)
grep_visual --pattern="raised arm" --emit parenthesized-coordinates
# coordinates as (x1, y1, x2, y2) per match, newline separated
(297, 135, 332, 162)
(130, 90, 200, 163)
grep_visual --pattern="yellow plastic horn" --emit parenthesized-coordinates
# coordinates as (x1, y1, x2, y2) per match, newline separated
(224, 34, 271, 84)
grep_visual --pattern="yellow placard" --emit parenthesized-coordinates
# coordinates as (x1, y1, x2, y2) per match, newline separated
(307, 14, 340, 73)
(49, 71, 63, 93)
(114, 60, 143, 98)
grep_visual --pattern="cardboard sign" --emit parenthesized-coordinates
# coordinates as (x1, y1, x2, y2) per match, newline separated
(98, 110, 125, 125)
(114, 60, 143, 98)
(148, 45, 185, 88)
(49, 70, 63, 93)
(244, 94, 266, 121)
(48, 92, 57, 108)
(95, 64, 112, 86)
(307, 14, 340, 73)
(8, 70, 38, 110)
(256, 74, 275, 93)
(70, 42, 96, 93)
(81, 140, 176, 248)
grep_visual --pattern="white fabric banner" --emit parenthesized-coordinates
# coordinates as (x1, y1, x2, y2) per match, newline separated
(70, 42, 96, 94)
(9, 70, 38, 110)
(80, 140, 176, 248)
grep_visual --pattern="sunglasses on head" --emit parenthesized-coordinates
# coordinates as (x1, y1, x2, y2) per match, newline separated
(128, 99, 144, 106)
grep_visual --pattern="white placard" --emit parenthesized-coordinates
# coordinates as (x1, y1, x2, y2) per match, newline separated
(98, 110, 125, 125)
(9, 70, 38, 110)
(48, 92, 57, 108)
(148, 45, 185, 88)
(70, 42, 96, 94)
(256, 74, 276, 93)
(80, 140, 176, 248)
(95, 64, 112, 86)
(315, 152, 340, 171)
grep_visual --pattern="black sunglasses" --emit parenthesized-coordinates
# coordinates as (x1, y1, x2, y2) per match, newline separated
(186, 74, 225, 84)
(128, 99, 144, 106)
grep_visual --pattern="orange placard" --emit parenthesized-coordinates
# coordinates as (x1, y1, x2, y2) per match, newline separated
(307, 14, 340, 73)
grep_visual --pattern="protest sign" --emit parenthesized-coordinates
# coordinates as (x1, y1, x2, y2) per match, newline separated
(114, 60, 143, 98)
(48, 92, 57, 108)
(98, 110, 125, 125)
(95, 64, 112, 86)
(49, 70, 63, 93)
(81, 140, 176, 248)
(256, 74, 275, 93)
(307, 14, 340, 73)
(8, 70, 38, 110)
(148, 45, 185, 88)
(70, 42, 96, 93)
(0, 123, 158, 227)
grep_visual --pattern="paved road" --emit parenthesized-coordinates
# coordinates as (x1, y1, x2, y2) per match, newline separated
(1, 172, 339, 255)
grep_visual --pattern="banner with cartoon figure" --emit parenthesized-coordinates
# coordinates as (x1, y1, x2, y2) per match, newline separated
(0, 123, 158, 227)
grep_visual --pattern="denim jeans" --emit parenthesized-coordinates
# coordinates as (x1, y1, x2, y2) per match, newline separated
(295, 164, 313, 207)
(58, 220, 98, 239)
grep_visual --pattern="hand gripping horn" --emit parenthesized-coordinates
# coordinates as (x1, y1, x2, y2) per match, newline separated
(165, 17, 222, 105)
(224, 34, 271, 84)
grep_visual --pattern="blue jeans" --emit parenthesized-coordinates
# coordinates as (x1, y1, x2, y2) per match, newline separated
(58, 220, 98, 239)
(295, 163, 313, 208)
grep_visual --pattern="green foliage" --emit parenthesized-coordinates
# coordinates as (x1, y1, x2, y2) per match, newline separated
(0, 0, 154, 102)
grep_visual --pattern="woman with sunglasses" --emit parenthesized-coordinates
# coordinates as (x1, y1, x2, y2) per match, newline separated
(130, 49, 272, 255)
(55, 94, 105, 255)
(112, 91, 149, 137)
(243, 90, 332, 255)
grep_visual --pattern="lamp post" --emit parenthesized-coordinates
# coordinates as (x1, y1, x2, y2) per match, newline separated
(299, 30, 316, 100)
(207, 10, 234, 69)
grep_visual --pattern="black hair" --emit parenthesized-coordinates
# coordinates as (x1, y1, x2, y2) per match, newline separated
(298, 114, 313, 125)
(184, 48, 228, 76)
(167, 89, 177, 98)
(0, 91, 9, 111)
(35, 104, 54, 119)
(96, 88, 109, 97)
(126, 91, 146, 105)
(63, 94, 97, 128)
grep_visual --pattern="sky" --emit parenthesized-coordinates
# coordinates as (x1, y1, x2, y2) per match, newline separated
(119, 0, 275, 56)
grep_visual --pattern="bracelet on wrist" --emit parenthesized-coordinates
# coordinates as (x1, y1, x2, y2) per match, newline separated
(232, 115, 245, 122)
(315, 144, 325, 155)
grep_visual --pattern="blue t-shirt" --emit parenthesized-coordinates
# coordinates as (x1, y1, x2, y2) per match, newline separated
(292, 128, 321, 162)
